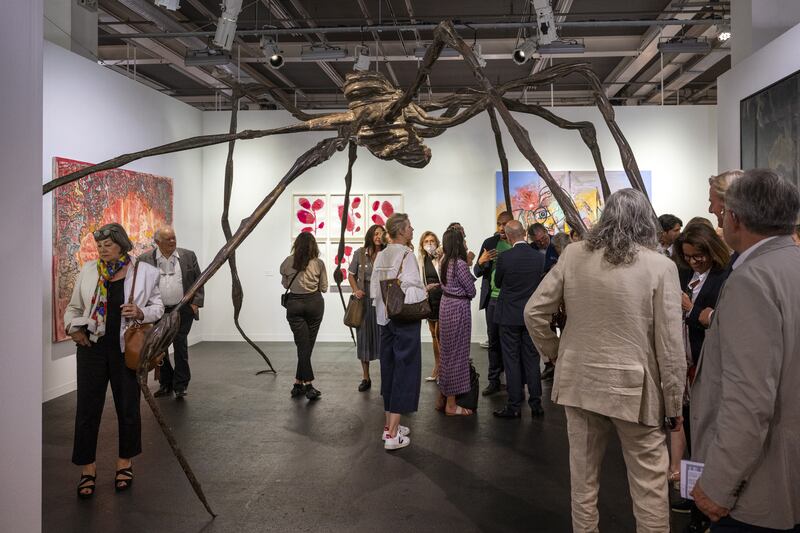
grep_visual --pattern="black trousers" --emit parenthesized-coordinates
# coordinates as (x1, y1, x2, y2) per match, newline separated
(711, 517, 800, 532)
(485, 298, 504, 385)
(72, 341, 141, 465)
(159, 305, 194, 390)
(286, 292, 324, 382)
(499, 324, 542, 412)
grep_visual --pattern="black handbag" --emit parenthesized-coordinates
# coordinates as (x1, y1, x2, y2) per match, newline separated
(380, 251, 431, 322)
(455, 361, 480, 411)
(281, 270, 301, 308)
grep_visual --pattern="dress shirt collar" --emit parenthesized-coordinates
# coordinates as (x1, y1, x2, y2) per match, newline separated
(512, 240, 528, 247)
(156, 247, 180, 262)
(732, 236, 776, 270)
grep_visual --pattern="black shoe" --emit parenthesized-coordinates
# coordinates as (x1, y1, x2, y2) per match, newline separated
(114, 467, 134, 492)
(482, 382, 501, 397)
(683, 518, 710, 533)
(76, 474, 96, 499)
(358, 379, 371, 392)
(291, 384, 306, 398)
(531, 405, 544, 417)
(671, 497, 693, 514)
(541, 364, 555, 382)
(154, 385, 172, 398)
(174, 388, 187, 399)
(493, 406, 521, 419)
(305, 385, 321, 401)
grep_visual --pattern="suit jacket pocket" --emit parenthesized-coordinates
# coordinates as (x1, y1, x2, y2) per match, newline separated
(556, 354, 645, 423)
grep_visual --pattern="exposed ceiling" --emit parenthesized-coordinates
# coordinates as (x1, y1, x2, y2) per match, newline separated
(94, 0, 732, 110)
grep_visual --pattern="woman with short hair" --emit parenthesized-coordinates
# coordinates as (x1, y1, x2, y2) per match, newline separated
(64, 223, 163, 498)
(280, 232, 328, 401)
(417, 230, 442, 382)
(370, 213, 426, 450)
(348, 224, 386, 392)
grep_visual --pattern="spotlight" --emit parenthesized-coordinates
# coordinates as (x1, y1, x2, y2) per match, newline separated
(513, 37, 537, 65)
(212, 0, 243, 51)
(718, 23, 731, 41)
(353, 45, 371, 71)
(532, 0, 557, 46)
(154, 0, 180, 10)
(260, 36, 284, 69)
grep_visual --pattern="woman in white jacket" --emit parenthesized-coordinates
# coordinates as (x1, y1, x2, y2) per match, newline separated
(63, 223, 163, 498)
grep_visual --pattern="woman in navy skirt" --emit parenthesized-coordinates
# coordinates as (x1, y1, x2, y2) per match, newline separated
(370, 213, 426, 450)
(437, 228, 477, 416)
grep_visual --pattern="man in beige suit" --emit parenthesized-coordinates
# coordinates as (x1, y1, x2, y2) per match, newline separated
(690, 170, 800, 532)
(525, 189, 686, 533)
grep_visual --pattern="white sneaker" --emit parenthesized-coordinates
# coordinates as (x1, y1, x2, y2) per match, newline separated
(381, 425, 410, 441)
(479, 340, 490, 349)
(384, 432, 411, 450)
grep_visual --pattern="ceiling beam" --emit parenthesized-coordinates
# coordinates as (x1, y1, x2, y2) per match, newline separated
(645, 49, 728, 104)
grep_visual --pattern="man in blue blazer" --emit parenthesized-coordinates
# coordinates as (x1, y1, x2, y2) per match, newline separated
(528, 223, 559, 273)
(493, 220, 546, 418)
(473, 210, 513, 395)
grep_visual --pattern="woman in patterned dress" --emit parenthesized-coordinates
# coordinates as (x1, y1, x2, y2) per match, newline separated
(348, 224, 386, 392)
(437, 228, 477, 416)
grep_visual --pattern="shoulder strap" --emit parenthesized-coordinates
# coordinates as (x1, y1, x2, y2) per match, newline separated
(397, 250, 410, 277)
(285, 269, 301, 295)
(127, 260, 140, 305)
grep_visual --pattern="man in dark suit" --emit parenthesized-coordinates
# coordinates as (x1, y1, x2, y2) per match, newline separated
(527, 223, 559, 272)
(140, 227, 204, 399)
(493, 220, 545, 418)
(473, 211, 513, 396)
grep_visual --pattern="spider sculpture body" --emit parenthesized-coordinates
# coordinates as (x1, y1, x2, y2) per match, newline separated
(43, 20, 655, 517)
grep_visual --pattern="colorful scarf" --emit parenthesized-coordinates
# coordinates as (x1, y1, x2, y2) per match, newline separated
(89, 254, 130, 338)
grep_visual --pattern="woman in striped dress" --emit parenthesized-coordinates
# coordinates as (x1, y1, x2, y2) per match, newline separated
(348, 224, 386, 392)
(437, 228, 477, 416)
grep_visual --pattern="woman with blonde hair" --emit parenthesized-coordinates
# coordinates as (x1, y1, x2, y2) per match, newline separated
(708, 170, 744, 227)
(348, 224, 386, 391)
(370, 213, 426, 450)
(417, 230, 442, 382)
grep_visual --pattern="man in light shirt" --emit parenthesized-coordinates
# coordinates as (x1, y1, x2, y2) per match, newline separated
(140, 227, 204, 399)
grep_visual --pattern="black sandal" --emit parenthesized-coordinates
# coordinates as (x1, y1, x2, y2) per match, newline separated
(114, 467, 134, 492)
(77, 474, 96, 499)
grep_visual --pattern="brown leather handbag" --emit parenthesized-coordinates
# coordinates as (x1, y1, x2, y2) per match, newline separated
(380, 251, 431, 322)
(343, 249, 366, 328)
(123, 260, 160, 371)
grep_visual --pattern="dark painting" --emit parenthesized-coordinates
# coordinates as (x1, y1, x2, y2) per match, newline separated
(740, 70, 800, 189)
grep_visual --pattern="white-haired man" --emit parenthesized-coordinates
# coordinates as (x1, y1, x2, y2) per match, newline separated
(141, 227, 204, 399)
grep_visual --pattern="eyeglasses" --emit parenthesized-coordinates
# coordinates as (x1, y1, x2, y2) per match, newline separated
(93, 228, 113, 240)
(684, 253, 708, 264)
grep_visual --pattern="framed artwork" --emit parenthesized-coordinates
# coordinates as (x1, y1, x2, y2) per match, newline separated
(740, 69, 800, 189)
(330, 194, 366, 241)
(292, 194, 328, 240)
(367, 194, 403, 226)
(329, 242, 355, 292)
(495, 170, 652, 234)
(52, 157, 173, 342)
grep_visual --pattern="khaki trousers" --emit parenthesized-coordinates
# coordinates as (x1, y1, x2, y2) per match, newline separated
(565, 406, 669, 533)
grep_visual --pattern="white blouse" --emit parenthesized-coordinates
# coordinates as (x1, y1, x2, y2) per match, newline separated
(370, 243, 427, 326)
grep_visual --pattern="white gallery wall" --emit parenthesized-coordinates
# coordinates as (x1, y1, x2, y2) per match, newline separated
(200, 104, 717, 345)
(42, 42, 204, 401)
(718, 21, 800, 171)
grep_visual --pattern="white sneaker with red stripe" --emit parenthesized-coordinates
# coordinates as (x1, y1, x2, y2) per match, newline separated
(381, 425, 410, 441)
(383, 431, 411, 450)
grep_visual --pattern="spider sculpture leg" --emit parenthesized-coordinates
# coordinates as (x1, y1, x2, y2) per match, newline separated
(222, 89, 277, 374)
(487, 106, 513, 214)
(397, 21, 586, 234)
(333, 142, 359, 345)
(134, 134, 349, 517)
(498, 63, 649, 199)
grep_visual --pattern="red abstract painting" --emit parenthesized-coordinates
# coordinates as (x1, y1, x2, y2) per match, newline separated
(367, 194, 404, 226)
(51, 157, 173, 342)
(331, 242, 355, 286)
(330, 194, 365, 241)
(292, 194, 327, 239)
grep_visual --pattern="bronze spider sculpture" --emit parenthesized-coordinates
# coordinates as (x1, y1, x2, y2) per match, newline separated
(43, 21, 652, 517)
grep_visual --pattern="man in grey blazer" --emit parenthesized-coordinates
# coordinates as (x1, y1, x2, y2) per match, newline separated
(140, 227, 204, 399)
(690, 170, 800, 531)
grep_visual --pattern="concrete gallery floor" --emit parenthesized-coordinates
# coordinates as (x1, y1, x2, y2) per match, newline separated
(43, 341, 691, 532)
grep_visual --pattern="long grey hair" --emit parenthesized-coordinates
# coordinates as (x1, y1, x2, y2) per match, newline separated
(584, 188, 658, 265)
